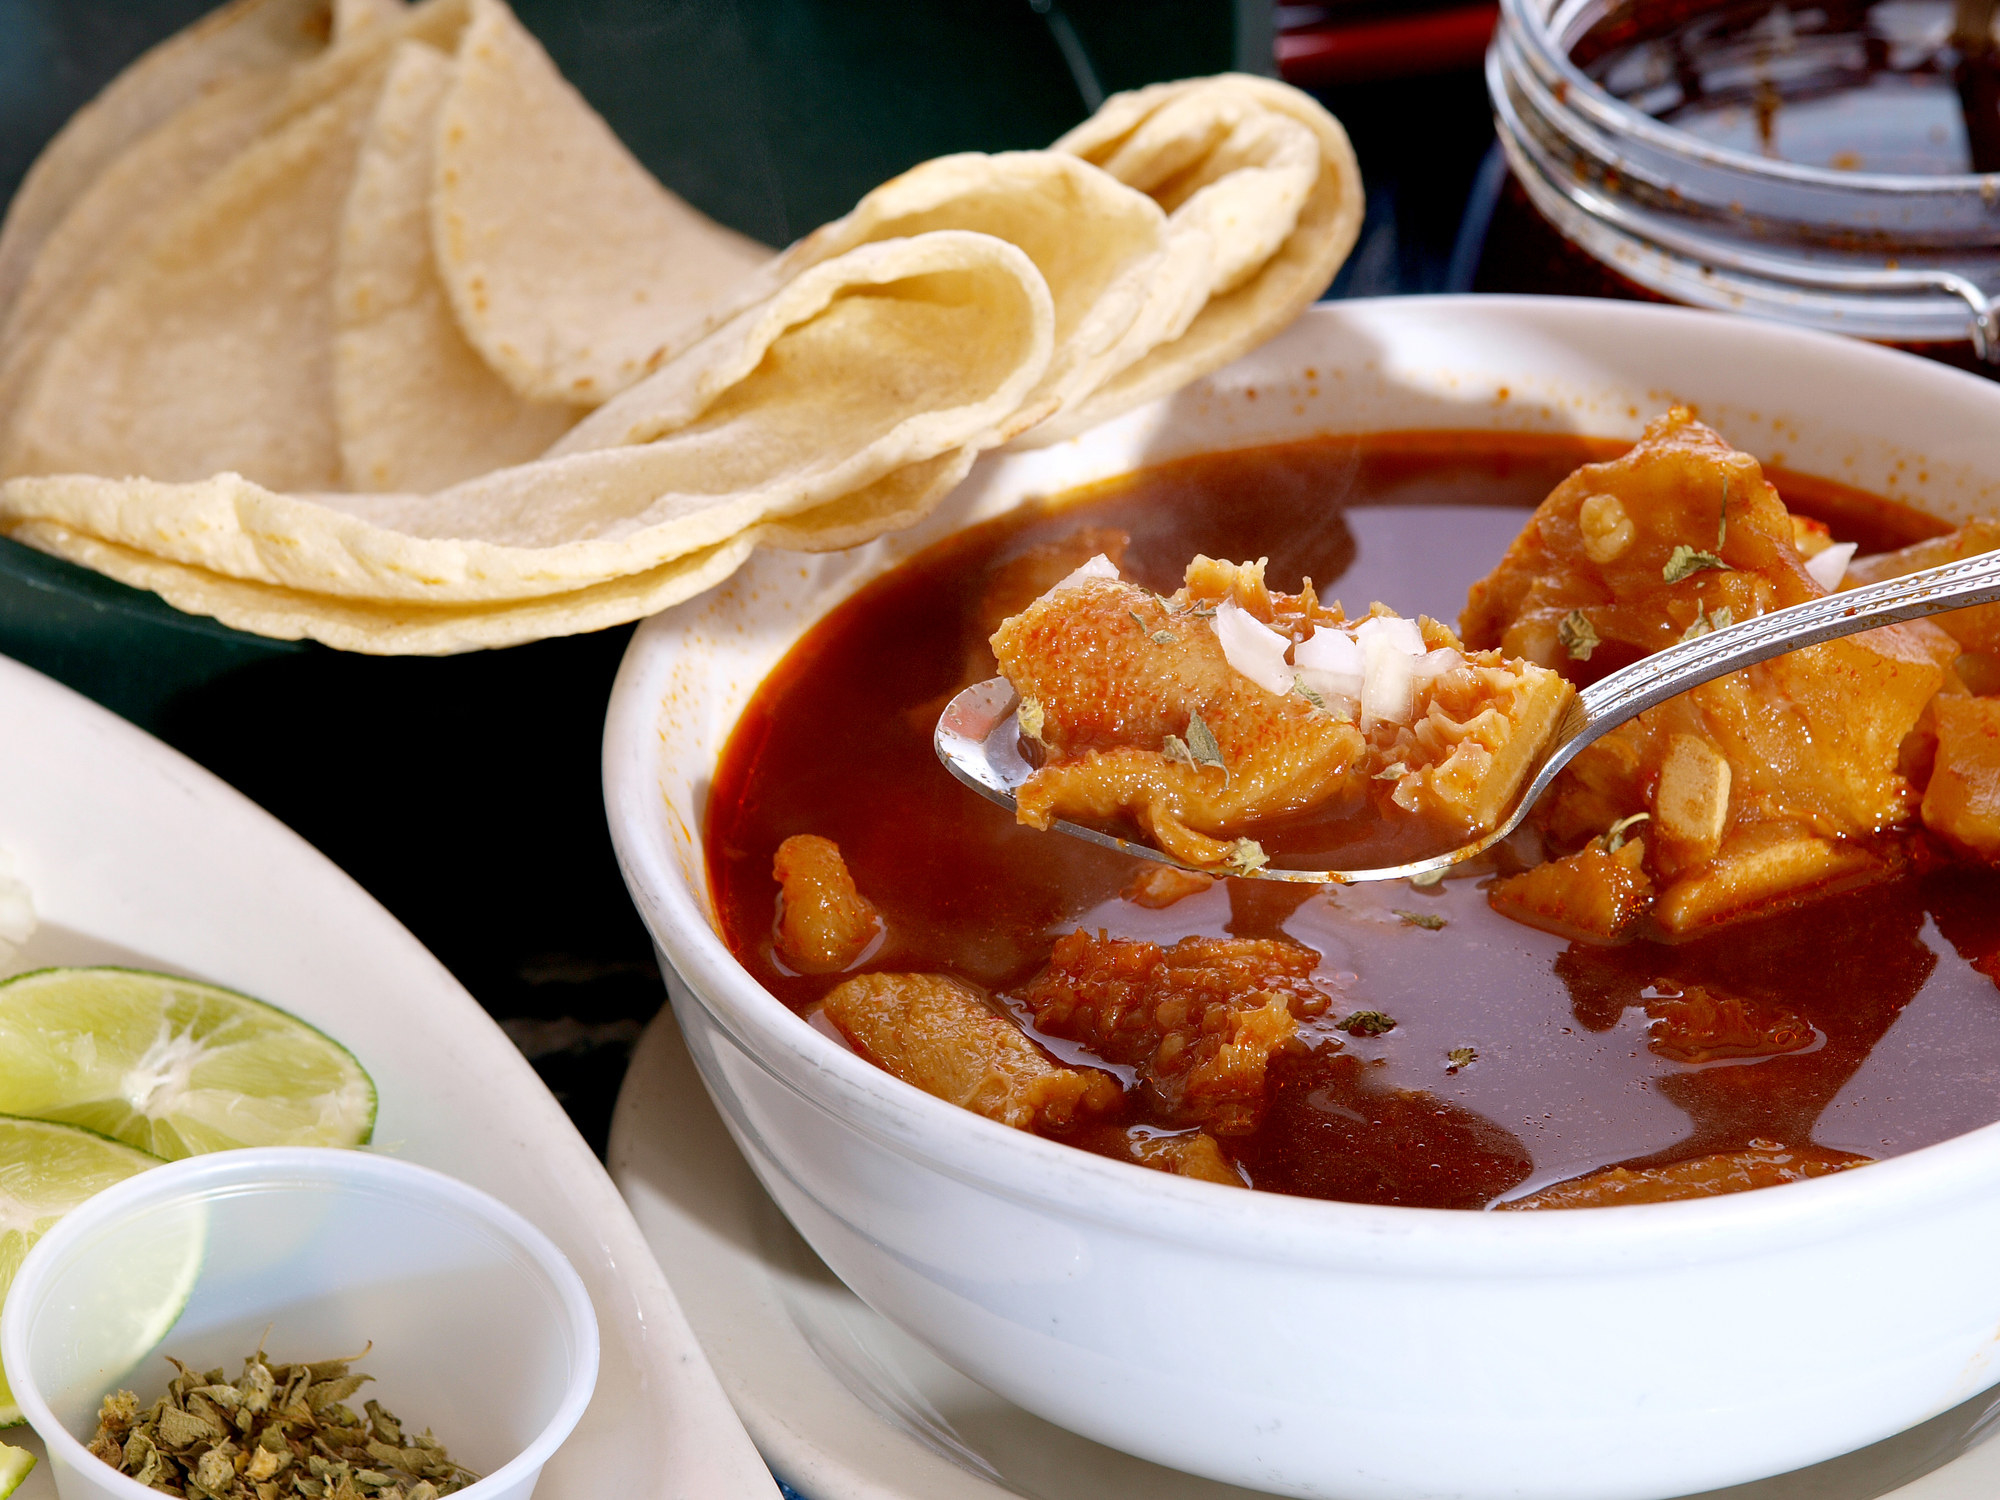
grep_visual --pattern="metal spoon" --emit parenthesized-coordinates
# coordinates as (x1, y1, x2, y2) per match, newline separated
(935, 549, 2000, 883)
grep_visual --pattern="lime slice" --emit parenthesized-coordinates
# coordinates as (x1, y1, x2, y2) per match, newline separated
(0, 969, 375, 1159)
(0, 1441, 33, 1494)
(0, 1116, 164, 1424)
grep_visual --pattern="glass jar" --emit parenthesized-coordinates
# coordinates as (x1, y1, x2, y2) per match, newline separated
(1487, 0, 2000, 362)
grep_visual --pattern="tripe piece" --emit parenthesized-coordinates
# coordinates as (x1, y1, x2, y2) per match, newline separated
(821, 972, 1121, 1133)
(1121, 863, 1215, 909)
(1845, 518, 2000, 657)
(1923, 695, 2000, 862)
(1487, 836, 1654, 945)
(1013, 932, 1334, 1137)
(1470, 409, 1959, 937)
(1120, 1127, 1245, 1186)
(771, 834, 882, 973)
(990, 552, 1571, 868)
(1501, 1144, 1865, 1210)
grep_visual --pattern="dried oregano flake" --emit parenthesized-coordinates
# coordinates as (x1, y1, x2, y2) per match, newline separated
(1677, 603, 1734, 643)
(1338, 1009, 1398, 1036)
(1393, 910, 1447, 930)
(1184, 711, 1226, 772)
(1164, 710, 1230, 788)
(88, 1348, 478, 1500)
(1222, 837, 1268, 875)
(1017, 695, 1046, 742)
(1557, 609, 1599, 661)
(1662, 544, 1728, 584)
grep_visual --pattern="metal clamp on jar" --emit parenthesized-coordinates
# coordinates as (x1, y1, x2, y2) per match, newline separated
(1489, 0, 2000, 362)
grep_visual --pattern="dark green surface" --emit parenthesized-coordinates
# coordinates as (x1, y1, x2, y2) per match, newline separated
(516, 0, 1252, 246)
(0, 534, 304, 727)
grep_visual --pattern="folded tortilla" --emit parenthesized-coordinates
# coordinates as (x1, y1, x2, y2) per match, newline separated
(0, 0, 331, 326)
(1025, 73, 1364, 445)
(0, 230, 1052, 602)
(430, 0, 772, 405)
(334, 39, 581, 491)
(2, 449, 971, 652)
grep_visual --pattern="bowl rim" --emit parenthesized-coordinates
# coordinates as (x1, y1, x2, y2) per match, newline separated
(0, 1147, 602, 1500)
(604, 293, 2000, 1275)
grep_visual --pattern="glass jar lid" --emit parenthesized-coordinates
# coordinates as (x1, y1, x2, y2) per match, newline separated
(1490, 0, 2000, 355)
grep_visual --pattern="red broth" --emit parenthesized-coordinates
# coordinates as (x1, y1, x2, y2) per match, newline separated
(708, 432, 2000, 1208)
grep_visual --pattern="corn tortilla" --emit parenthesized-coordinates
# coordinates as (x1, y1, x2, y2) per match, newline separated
(0, 231, 1052, 602)
(431, 0, 771, 406)
(0, 4, 1363, 654)
(0, 67, 300, 447)
(334, 0, 406, 40)
(1, 451, 969, 652)
(690, 151, 1170, 427)
(1027, 74, 1364, 445)
(0, 0, 331, 326)
(3, 63, 391, 490)
(334, 40, 580, 491)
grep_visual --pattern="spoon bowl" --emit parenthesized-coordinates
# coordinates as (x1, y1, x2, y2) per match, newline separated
(937, 548, 2000, 882)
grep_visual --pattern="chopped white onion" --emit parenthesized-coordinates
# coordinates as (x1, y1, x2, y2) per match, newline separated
(1354, 614, 1426, 658)
(1214, 600, 1296, 696)
(1410, 647, 1465, 685)
(1292, 627, 1364, 709)
(0, 852, 33, 964)
(1360, 632, 1415, 728)
(1052, 553, 1121, 593)
(1806, 541, 1857, 593)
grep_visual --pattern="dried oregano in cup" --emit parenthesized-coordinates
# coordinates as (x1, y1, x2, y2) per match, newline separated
(86, 1348, 478, 1500)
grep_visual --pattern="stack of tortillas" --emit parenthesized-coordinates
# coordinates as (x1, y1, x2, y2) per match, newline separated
(0, 0, 1362, 653)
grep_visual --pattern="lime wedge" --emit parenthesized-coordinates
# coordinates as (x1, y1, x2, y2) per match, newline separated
(0, 1116, 164, 1424)
(0, 969, 375, 1159)
(0, 1441, 33, 1494)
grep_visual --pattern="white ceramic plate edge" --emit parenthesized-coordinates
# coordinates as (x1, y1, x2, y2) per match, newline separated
(0, 654, 775, 1500)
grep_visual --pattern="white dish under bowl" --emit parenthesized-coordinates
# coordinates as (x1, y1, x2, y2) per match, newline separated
(602, 295, 2000, 1500)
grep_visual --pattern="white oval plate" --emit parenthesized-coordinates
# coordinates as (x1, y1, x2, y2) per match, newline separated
(612, 1006, 2000, 1500)
(0, 654, 776, 1500)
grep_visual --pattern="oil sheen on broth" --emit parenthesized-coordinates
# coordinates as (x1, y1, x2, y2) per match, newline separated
(707, 434, 2000, 1209)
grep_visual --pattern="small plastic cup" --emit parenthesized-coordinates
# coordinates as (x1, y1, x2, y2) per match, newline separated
(1, 1148, 598, 1500)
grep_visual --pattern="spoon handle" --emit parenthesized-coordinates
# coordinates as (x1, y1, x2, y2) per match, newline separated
(1571, 548, 2000, 747)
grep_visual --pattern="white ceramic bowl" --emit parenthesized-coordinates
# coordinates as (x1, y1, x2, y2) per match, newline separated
(3, 1149, 600, 1500)
(603, 297, 2000, 1500)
